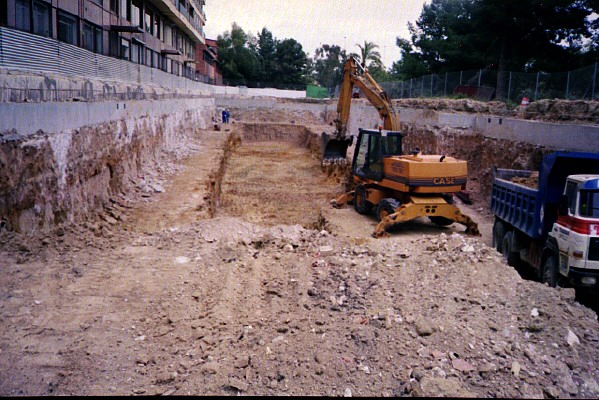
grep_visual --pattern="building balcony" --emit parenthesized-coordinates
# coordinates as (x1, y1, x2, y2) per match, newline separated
(147, 0, 205, 45)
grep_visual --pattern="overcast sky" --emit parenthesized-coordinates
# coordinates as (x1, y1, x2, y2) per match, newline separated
(204, 0, 428, 68)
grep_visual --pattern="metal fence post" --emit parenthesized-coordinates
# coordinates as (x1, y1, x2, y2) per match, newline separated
(459, 71, 462, 85)
(593, 62, 597, 100)
(566, 71, 570, 100)
(410, 78, 412, 98)
(431, 74, 434, 97)
(507, 72, 512, 102)
(401, 80, 404, 99)
(444, 72, 448, 97)
(478, 69, 482, 86)
(421, 75, 425, 97)
(534, 72, 540, 100)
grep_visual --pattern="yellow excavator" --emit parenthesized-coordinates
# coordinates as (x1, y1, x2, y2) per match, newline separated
(322, 57, 480, 238)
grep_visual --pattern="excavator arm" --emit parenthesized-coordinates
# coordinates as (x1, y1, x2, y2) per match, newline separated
(322, 57, 399, 163)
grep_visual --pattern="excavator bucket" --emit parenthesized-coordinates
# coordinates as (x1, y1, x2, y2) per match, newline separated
(321, 132, 353, 164)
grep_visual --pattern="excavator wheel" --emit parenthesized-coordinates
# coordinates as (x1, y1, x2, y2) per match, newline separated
(377, 198, 400, 222)
(354, 185, 373, 215)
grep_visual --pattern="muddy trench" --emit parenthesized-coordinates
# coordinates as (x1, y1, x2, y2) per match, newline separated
(206, 123, 342, 231)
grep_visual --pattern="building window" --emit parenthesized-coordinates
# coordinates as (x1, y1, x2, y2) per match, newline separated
(57, 10, 78, 45)
(144, 8, 153, 34)
(91, 0, 102, 5)
(32, 1, 51, 37)
(131, 0, 142, 28)
(163, 24, 172, 45)
(15, 0, 31, 32)
(120, 37, 130, 60)
(157, 53, 164, 70)
(109, 31, 120, 57)
(1, 1, 7, 25)
(121, 0, 130, 21)
(110, 0, 119, 15)
(131, 42, 142, 64)
(83, 21, 103, 54)
(154, 14, 161, 40)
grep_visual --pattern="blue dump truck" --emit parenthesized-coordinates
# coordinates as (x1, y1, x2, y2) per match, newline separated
(490, 151, 599, 289)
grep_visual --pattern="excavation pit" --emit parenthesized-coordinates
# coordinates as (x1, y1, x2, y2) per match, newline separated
(217, 123, 342, 230)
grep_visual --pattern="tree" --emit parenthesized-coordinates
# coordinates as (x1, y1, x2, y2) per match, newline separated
(274, 38, 309, 86)
(256, 28, 277, 82)
(393, 0, 598, 99)
(311, 44, 347, 90)
(356, 41, 383, 68)
(216, 23, 260, 84)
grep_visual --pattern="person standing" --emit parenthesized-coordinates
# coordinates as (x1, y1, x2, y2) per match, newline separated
(225, 109, 231, 123)
(221, 109, 227, 123)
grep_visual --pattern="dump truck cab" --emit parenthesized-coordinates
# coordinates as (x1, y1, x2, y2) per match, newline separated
(548, 174, 599, 287)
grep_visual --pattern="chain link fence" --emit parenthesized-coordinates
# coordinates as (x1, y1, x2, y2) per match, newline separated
(379, 63, 598, 103)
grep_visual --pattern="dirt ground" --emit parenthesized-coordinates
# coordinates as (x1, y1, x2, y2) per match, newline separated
(1, 122, 598, 397)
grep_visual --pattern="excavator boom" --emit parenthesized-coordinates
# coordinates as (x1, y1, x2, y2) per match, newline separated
(322, 57, 399, 164)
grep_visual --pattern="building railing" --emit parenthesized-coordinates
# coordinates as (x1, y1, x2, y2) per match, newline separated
(0, 87, 212, 103)
(0, 26, 220, 103)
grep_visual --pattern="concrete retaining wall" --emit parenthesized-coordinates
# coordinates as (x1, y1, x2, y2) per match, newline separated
(0, 97, 214, 233)
(213, 87, 306, 98)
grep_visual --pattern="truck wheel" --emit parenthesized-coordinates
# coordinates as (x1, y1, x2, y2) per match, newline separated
(492, 220, 505, 252)
(354, 185, 373, 215)
(377, 198, 400, 221)
(542, 256, 559, 288)
(501, 231, 519, 267)
(429, 216, 454, 226)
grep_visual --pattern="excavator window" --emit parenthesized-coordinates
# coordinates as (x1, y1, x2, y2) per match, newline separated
(353, 131, 383, 181)
(381, 135, 402, 156)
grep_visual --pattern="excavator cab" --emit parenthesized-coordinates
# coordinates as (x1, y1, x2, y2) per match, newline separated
(352, 128, 403, 181)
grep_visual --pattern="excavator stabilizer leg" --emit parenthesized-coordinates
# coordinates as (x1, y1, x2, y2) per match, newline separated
(372, 201, 480, 238)
(330, 191, 355, 208)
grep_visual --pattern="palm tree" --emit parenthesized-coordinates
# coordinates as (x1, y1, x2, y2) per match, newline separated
(356, 41, 383, 68)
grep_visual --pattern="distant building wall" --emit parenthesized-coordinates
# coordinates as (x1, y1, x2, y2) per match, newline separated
(1, 0, 205, 80)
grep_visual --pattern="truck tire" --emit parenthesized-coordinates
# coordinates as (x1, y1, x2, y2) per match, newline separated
(377, 198, 400, 221)
(501, 231, 519, 267)
(542, 255, 559, 288)
(492, 220, 505, 252)
(354, 185, 373, 215)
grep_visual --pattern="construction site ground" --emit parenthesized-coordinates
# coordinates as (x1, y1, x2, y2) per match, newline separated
(1, 117, 598, 397)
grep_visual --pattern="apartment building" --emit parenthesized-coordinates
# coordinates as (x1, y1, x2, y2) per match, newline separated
(0, 0, 206, 79)
(196, 37, 221, 84)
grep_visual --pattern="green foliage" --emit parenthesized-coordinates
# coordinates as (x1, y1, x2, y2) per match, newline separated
(216, 23, 259, 84)
(311, 44, 347, 89)
(356, 41, 382, 68)
(393, 0, 598, 96)
(216, 24, 308, 88)
(274, 38, 309, 84)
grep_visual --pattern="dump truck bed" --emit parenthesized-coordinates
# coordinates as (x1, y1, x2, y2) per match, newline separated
(491, 169, 542, 238)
